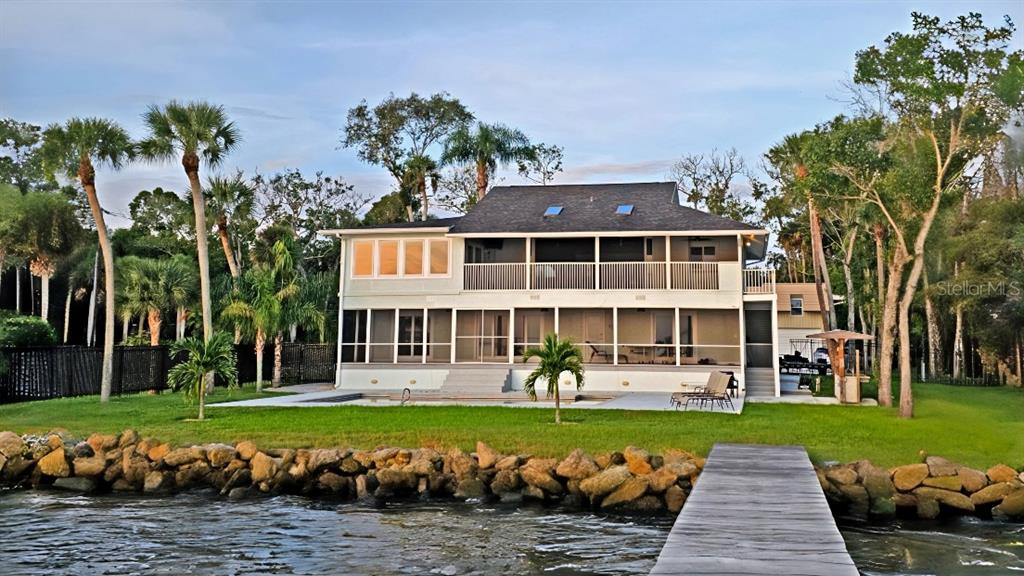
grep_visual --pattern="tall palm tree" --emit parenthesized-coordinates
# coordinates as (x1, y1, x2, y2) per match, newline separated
(168, 332, 237, 421)
(442, 122, 535, 200)
(522, 334, 585, 425)
(205, 170, 253, 279)
(402, 154, 439, 221)
(139, 101, 240, 347)
(61, 244, 97, 343)
(39, 118, 133, 403)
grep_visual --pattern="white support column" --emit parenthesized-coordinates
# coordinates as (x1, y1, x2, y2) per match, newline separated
(771, 298, 781, 397)
(393, 308, 400, 364)
(554, 307, 560, 337)
(612, 307, 619, 366)
(526, 237, 533, 290)
(365, 309, 372, 365)
(334, 238, 346, 389)
(674, 307, 681, 366)
(450, 309, 457, 364)
(665, 236, 672, 289)
(738, 306, 746, 394)
(422, 307, 428, 364)
(508, 308, 515, 363)
(594, 237, 601, 290)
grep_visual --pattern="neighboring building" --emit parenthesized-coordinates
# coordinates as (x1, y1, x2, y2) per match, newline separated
(776, 283, 826, 359)
(321, 182, 780, 397)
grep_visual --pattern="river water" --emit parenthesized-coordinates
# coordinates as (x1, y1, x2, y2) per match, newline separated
(1, 490, 1021, 575)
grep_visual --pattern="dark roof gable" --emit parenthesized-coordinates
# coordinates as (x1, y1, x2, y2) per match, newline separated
(449, 182, 759, 234)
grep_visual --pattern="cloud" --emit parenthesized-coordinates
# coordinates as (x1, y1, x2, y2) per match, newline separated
(556, 159, 674, 182)
(229, 106, 292, 121)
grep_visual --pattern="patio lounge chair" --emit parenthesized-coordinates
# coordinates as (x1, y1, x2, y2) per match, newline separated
(669, 371, 723, 410)
(587, 341, 626, 363)
(684, 372, 735, 412)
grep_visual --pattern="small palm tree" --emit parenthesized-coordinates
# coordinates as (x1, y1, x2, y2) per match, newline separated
(168, 332, 237, 421)
(442, 122, 535, 200)
(221, 264, 283, 392)
(39, 118, 133, 403)
(522, 333, 585, 424)
(139, 101, 240, 345)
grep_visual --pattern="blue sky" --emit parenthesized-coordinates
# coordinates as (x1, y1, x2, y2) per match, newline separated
(2, 1, 1021, 225)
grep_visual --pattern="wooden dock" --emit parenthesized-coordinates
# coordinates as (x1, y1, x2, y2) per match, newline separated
(650, 443, 858, 575)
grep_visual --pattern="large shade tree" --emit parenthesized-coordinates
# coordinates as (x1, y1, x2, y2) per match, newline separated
(39, 118, 133, 402)
(139, 101, 240, 350)
(442, 122, 535, 200)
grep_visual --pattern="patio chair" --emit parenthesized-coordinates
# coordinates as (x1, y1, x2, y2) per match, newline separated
(587, 341, 626, 364)
(684, 372, 735, 412)
(669, 371, 719, 410)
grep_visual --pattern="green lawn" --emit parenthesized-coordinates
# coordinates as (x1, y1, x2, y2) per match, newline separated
(1, 383, 1021, 469)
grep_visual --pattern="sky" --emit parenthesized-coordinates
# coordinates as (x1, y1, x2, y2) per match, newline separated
(2, 0, 1022, 227)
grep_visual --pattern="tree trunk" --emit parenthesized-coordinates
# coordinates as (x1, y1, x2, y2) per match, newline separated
(289, 323, 297, 343)
(39, 273, 50, 321)
(419, 173, 429, 221)
(197, 376, 206, 421)
(953, 303, 964, 379)
(147, 308, 162, 346)
(272, 332, 283, 387)
(255, 329, 266, 392)
(923, 270, 941, 379)
(217, 216, 239, 279)
(122, 312, 130, 342)
(63, 286, 72, 343)
(176, 307, 185, 341)
(807, 201, 830, 333)
(1016, 335, 1022, 388)
(15, 265, 20, 314)
(842, 226, 858, 331)
(897, 284, 916, 418)
(878, 253, 906, 408)
(475, 160, 489, 200)
(554, 377, 561, 425)
(87, 248, 98, 346)
(184, 160, 213, 344)
(137, 313, 145, 337)
(81, 174, 116, 403)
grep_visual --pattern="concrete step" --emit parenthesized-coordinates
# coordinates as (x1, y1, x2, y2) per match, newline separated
(441, 367, 511, 393)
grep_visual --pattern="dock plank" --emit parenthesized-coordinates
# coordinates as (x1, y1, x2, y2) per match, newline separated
(650, 443, 858, 575)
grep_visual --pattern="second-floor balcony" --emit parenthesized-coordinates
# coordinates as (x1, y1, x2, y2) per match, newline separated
(463, 261, 732, 291)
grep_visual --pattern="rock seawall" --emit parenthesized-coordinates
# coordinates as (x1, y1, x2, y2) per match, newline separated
(0, 431, 699, 513)
(817, 456, 1024, 521)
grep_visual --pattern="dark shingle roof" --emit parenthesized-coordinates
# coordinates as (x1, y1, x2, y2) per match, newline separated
(449, 182, 759, 234)
(355, 216, 462, 230)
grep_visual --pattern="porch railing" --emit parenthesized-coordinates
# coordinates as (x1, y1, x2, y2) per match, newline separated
(462, 261, 736, 291)
(742, 268, 776, 294)
(463, 263, 527, 290)
(670, 262, 720, 290)
(531, 262, 595, 290)
(600, 262, 667, 290)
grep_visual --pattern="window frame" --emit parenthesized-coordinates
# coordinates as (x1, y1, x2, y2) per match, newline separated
(352, 239, 375, 278)
(351, 238, 451, 279)
(790, 296, 804, 316)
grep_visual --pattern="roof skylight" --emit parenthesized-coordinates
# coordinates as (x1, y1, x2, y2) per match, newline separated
(544, 205, 563, 216)
(616, 204, 634, 215)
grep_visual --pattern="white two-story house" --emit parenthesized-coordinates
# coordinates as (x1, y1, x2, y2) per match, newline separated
(322, 182, 780, 398)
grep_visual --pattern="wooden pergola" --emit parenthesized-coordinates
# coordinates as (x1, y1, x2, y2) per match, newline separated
(805, 329, 874, 404)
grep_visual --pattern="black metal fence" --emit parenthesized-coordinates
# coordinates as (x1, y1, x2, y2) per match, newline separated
(0, 343, 337, 405)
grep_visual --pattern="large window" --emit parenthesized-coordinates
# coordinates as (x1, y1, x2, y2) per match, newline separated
(351, 238, 450, 278)
(679, 309, 741, 365)
(455, 310, 509, 362)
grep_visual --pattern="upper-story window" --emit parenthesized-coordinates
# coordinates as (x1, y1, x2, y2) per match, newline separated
(790, 296, 804, 316)
(352, 238, 449, 278)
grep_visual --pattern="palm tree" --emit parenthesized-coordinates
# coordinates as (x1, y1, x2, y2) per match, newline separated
(61, 244, 97, 343)
(168, 332, 237, 421)
(12, 191, 82, 323)
(205, 170, 253, 279)
(39, 118, 133, 403)
(522, 333, 585, 425)
(165, 255, 198, 341)
(442, 122, 535, 200)
(118, 256, 187, 346)
(139, 101, 240, 347)
(402, 154, 439, 221)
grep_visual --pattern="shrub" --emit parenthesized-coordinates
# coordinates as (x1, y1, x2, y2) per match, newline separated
(0, 314, 57, 347)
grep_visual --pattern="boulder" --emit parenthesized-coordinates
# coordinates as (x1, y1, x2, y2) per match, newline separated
(892, 463, 929, 491)
(38, 447, 70, 477)
(354, 474, 376, 499)
(0, 432, 24, 458)
(205, 444, 236, 468)
(913, 487, 974, 512)
(869, 496, 896, 517)
(555, 449, 599, 480)
(475, 442, 501, 470)
(594, 452, 624, 469)
(601, 476, 649, 509)
(143, 470, 173, 493)
(519, 465, 563, 494)
(121, 454, 149, 485)
(111, 478, 135, 492)
(580, 465, 631, 500)
(838, 484, 869, 515)
(825, 466, 857, 486)
(235, 441, 258, 461)
(445, 449, 477, 482)
(220, 468, 252, 495)
(372, 448, 400, 468)
(662, 449, 695, 465)
(862, 470, 895, 500)
(46, 434, 64, 450)
(393, 449, 412, 467)
(893, 493, 917, 508)
(916, 496, 940, 519)
(454, 478, 488, 499)
(72, 442, 94, 459)
(971, 482, 1014, 506)
(86, 433, 118, 453)
(987, 464, 1018, 484)
(376, 468, 417, 492)
(495, 455, 520, 471)
(53, 476, 97, 493)
(994, 489, 1024, 518)
(317, 472, 351, 494)
(958, 467, 989, 494)
(490, 469, 521, 494)
(630, 495, 665, 512)
(227, 486, 250, 500)
(925, 456, 959, 477)
(521, 485, 546, 500)
(250, 452, 278, 484)
(339, 456, 364, 475)
(162, 446, 206, 467)
(922, 475, 962, 492)
(146, 443, 170, 462)
(72, 456, 107, 477)
(623, 446, 652, 476)
(646, 467, 680, 494)
(118, 429, 139, 448)
(175, 461, 211, 489)
(523, 457, 558, 474)
(665, 485, 687, 513)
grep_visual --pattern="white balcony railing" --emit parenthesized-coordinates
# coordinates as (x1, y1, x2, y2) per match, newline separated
(600, 262, 667, 290)
(461, 261, 757, 292)
(743, 268, 776, 294)
(463, 263, 527, 290)
(531, 262, 595, 290)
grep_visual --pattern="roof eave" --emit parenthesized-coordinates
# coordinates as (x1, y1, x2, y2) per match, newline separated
(318, 226, 454, 237)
